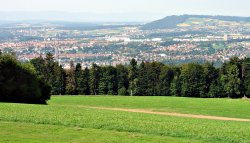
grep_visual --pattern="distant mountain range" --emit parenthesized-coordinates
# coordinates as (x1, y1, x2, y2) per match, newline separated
(141, 15, 250, 30)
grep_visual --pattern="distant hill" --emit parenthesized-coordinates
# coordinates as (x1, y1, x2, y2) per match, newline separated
(141, 15, 250, 30)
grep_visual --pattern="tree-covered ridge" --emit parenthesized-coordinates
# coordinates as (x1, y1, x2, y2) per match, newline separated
(30, 53, 250, 98)
(141, 15, 250, 30)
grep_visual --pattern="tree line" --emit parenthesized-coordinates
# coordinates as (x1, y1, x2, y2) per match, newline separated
(30, 53, 250, 98)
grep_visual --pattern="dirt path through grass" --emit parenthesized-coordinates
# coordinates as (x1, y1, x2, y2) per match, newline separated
(83, 106, 250, 122)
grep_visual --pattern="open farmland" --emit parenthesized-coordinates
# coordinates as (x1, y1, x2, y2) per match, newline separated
(0, 96, 250, 143)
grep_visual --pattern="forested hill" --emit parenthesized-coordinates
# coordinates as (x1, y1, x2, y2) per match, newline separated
(141, 15, 250, 30)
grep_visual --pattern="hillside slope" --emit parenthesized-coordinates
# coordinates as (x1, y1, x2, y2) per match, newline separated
(141, 15, 250, 30)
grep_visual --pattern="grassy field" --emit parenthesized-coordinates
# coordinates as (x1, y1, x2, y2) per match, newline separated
(1, 122, 198, 143)
(50, 96, 250, 118)
(0, 96, 250, 143)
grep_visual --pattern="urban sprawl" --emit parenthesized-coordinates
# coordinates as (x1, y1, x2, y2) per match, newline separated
(0, 18, 250, 68)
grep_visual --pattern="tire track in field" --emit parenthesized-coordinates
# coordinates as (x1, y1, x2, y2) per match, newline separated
(82, 106, 250, 122)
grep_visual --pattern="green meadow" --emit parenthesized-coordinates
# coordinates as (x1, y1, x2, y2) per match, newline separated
(51, 96, 250, 118)
(0, 96, 250, 143)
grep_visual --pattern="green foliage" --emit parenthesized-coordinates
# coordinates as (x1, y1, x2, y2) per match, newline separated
(170, 67, 182, 96)
(220, 57, 242, 98)
(207, 81, 222, 98)
(136, 61, 149, 96)
(128, 59, 138, 96)
(0, 54, 51, 104)
(242, 58, 250, 98)
(75, 63, 83, 94)
(30, 53, 65, 95)
(98, 67, 108, 95)
(90, 63, 101, 95)
(221, 65, 241, 98)
(170, 76, 181, 96)
(179, 63, 205, 97)
(202, 62, 219, 97)
(116, 64, 129, 93)
(118, 87, 129, 96)
(65, 61, 77, 95)
(98, 66, 118, 95)
(158, 65, 175, 96)
(146, 62, 163, 96)
(75, 65, 90, 95)
(27, 55, 250, 98)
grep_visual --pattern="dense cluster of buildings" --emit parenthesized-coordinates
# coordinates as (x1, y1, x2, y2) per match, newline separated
(0, 21, 250, 68)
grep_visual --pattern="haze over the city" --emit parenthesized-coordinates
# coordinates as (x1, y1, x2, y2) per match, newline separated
(0, 0, 249, 22)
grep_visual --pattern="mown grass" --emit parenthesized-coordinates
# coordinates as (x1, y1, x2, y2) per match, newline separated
(50, 96, 250, 118)
(0, 97, 250, 143)
(1, 121, 199, 143)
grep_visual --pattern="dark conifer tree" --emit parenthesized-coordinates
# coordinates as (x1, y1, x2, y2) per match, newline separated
(136, 61, 149, 96)
(170, 67, 181, 96)
(128, 59, 138, 96)
(158, 65, 175, 96)
(65, 61, 76, 95)
(44, 53, 55, 84)
(82, 67, 90, 95)
(75, 63, 83, 95)
(106, 66, 118, 95)
(179, 63, 205, 97)
(202, 62, 219, 97)
(242, 58, 250, 98)
(116, 64, 129, 95)
(90, 63, 101, 95)
(147, 62, 163, 96)
(99, 67, 108, 95)
(53, 64, 66, 95)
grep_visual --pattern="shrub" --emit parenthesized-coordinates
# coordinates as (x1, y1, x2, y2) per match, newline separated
(118, 87, 129, 96)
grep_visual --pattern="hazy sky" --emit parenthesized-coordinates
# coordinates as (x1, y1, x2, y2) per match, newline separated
(0, 0, 249, 22)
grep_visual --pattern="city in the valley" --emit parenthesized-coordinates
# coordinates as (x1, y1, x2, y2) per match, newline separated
(1, 15, 250, 68)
